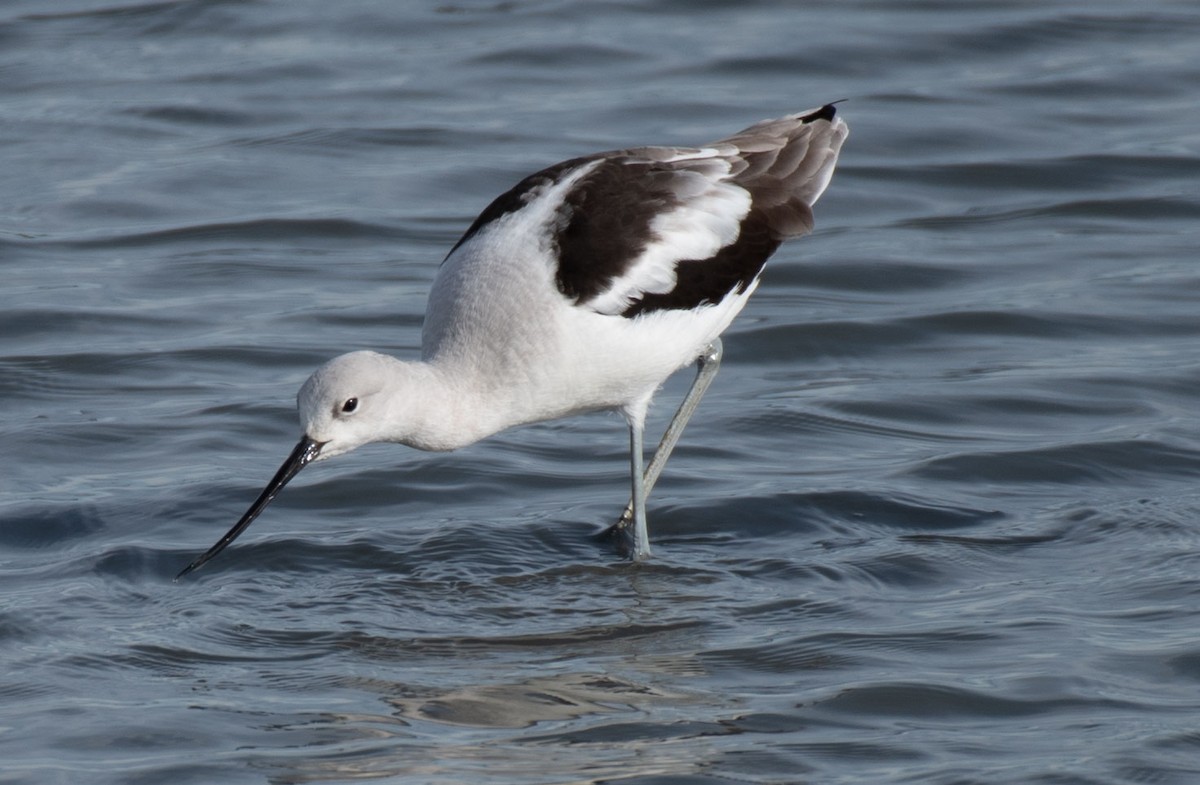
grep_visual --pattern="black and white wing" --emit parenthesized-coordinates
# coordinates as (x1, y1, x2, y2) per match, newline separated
(445, 104, 848, 319)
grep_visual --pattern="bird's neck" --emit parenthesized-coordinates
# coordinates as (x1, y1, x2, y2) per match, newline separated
(380, 356, 519, 452)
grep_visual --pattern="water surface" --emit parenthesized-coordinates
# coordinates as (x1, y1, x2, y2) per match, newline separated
(4, 1, 1200, 783)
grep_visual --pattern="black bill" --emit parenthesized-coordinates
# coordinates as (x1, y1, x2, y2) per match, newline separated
(175, 436, 324, 580)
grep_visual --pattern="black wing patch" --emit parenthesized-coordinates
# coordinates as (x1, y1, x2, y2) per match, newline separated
(551, 155, 790, 317)
(552, 158, 683, 307)
(620, 211, 780, 317)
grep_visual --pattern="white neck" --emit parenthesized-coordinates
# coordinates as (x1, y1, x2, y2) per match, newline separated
(376, 357, 518, 452)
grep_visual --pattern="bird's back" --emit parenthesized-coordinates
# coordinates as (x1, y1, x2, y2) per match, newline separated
(421, 106, 847, 426)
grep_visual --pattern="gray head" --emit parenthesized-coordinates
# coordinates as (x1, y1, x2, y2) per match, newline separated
(176, 350, 400, 579)
(298, 350, 399, 461)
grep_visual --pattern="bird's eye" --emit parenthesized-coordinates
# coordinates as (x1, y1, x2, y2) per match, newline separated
(341, 397, 359, 414)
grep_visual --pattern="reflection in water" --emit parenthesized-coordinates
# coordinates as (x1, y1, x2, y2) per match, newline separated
(274, 672, 709, 783)
(387, 671, 686, 727)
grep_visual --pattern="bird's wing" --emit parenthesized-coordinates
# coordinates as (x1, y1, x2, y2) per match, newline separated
(445, 104, 847, 318)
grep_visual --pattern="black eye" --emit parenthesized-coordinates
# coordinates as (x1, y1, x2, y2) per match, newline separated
(341, 397, 359, 414)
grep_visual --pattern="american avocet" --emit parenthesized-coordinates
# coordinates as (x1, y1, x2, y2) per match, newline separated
(177, 105, 848, 579)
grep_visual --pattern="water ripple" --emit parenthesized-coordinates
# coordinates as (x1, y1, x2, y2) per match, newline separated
(5, 1, 1200, 783)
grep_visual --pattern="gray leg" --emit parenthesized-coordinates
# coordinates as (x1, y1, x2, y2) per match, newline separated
(608, 339, 724, 558)
(628, 420, 651, 560)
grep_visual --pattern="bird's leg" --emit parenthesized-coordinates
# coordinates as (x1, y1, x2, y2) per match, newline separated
(637, 339, 724, 507)
(606, 339, 724, 559)
(628, 419, 651, 560)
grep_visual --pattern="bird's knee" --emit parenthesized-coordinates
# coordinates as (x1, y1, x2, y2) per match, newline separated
(700, 338, 723, 368)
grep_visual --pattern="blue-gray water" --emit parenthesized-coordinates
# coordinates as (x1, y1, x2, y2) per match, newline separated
(4, 1, 1200, 783)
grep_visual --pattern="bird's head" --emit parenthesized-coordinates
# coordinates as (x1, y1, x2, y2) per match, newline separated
(297, 350, 397, 461)
(175, 350, 402, 580)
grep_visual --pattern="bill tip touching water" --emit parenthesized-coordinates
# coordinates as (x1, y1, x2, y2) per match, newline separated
(175, 104, 848, 580)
